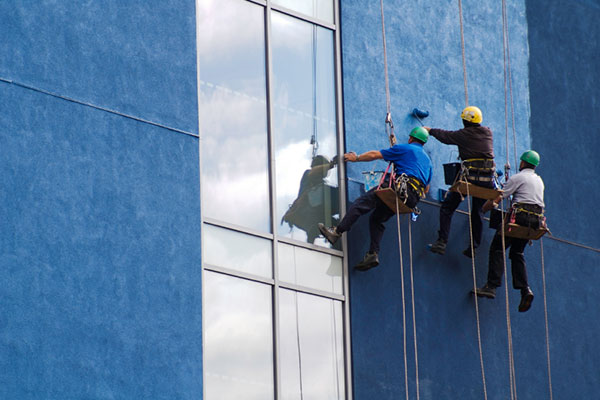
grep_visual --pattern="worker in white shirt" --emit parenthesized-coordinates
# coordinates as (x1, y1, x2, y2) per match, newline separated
(473, 150, 545, 313)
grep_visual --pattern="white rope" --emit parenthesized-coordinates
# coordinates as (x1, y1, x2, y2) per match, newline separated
(540, 238, 554, 399)
(380, 0, 391, 116)
(408, 218, 421, 400)
(502, 0, 519, 169)
(458, 0, 469, 105)
(465, 183, 488, 400)
(500, 199, 518, 400)
(394, 196, 409, 400)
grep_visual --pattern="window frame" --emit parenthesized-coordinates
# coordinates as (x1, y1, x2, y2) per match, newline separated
(196, 0, 352, 398)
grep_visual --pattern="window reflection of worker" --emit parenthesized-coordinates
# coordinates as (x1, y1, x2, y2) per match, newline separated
(473, 150, 545, 313)
(281, 155, 339, 243)
(425, 106, 496, 258)
(318, 127, 432, 271)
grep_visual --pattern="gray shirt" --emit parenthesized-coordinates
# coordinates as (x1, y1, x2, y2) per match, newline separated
(501, 168, 545, 207)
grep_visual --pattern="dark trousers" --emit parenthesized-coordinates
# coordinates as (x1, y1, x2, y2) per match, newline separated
(336, 187, 419, 254)
(438, 179, 495, 248)
(487, 233, 529, 289)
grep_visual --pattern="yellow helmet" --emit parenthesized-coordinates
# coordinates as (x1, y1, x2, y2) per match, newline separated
(461, 106, 483, 124)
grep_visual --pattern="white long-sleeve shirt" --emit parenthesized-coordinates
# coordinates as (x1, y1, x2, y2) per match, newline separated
(501, 168, 545, 208)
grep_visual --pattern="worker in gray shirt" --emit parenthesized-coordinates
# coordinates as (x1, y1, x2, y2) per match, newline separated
(473, 150, 545, 313)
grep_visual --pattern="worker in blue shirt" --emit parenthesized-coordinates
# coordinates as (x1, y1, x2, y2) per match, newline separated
(318, 127, 432, 271)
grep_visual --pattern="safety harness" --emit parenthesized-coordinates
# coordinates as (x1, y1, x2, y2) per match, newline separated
(461, 158, 496, 183)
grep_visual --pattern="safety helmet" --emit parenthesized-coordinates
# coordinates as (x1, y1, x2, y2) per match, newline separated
(520, 150, 540, 166)
(460, 106, 483, 124)
(409, 127, 429, 144)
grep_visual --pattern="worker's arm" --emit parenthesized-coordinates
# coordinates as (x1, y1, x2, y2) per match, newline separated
(424, 184, 430, 194)
(424, 126, 465, 146)
(482, 194, 503, 213)
(344, 150, 383, 162)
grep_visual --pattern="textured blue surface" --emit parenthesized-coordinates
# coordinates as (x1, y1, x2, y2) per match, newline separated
(527, 0, 600, 248)
(341, 0, 600, 399)
(0, 1, 197, 134)
(0, 2, 201, 398)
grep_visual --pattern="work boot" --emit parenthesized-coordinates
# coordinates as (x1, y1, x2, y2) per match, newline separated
(429, 238, 447, 255)
(518, 287, 534, 312)
(318, 223, 341, 245)
(354, 252, 379, 271)
(462, 246, 476, 258)
(471, 284, 496, 299)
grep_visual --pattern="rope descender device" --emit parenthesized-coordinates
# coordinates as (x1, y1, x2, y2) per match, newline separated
(385, 112, 396, 146)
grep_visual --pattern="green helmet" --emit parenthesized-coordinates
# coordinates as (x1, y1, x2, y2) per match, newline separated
(520, 150, 540, 166)
(409, 127, 429, 144)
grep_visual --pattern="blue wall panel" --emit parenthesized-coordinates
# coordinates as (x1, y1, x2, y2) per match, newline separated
(0, 1, 201, 397)
(341, 0, 600, 399)
(0, 83, 201, 399)
(0, 1, 197, 133)
(526, 0, 600, 248)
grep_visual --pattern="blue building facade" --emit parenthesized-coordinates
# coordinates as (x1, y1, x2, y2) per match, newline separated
(0, 0, 598, 399)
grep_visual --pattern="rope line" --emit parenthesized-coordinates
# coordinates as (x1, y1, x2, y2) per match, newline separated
(501, 0, 511, 176)
(540, 239, 554, 399)
(500, 199, 518, 400)
(394, 196, 410, 400)
(380, 0, 391, 116)
(457, 0, 469, 105)
(465, 183, 488, 400)
(503, 1, 519, 169)
(501, 5, 519, 396)
(501, 0, 518, 171)
(408, 218, 420, 400)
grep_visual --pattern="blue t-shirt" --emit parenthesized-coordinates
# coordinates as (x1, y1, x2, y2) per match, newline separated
(380, 143, 432, 186)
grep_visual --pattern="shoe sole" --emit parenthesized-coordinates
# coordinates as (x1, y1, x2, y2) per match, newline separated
(354, 261, 379, 271)
(471, 289, 495, 299)
(518, 293, 534, 312)
(428, 244, 446, 255)
(318, 223, 339, 245)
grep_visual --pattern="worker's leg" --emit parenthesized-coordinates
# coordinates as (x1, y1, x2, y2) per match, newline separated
(487, 233, 508, 287)
(437, 191, 462, 242)
(509, 238, 529, 290)
(470, 196, 487, 248)
(336, 189, 378, 234)
(368, 199, 395, 253)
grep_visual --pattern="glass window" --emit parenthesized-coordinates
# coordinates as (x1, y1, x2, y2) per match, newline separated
(271, 12, 339, 247)
(203, 224, 272, 278)
(272, 0, 334, 24)
(198, 0, 271, 232)
(278, 243, 342, 295)
(279, 289, 345, 400)
(204, 271, 274, 400)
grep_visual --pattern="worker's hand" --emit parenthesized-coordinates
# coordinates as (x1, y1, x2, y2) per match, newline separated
(482, 199, 498, 213)
(344, 152, 358, 162)
(423, 126, 431, 132)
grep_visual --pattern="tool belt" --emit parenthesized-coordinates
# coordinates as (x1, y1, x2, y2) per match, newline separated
(393, 174, 426, 199)
(461, 158, 495, 182)
(511, 203, 545, 230)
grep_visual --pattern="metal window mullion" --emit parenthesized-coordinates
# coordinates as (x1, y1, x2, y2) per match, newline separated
(279, 281, 345, 302)
(332, 0, 353, 397)
(270, 3, 336, 30)
(203, 264, 276, 286)
(203, 217, 274, 241)
(277, 236, 344, 257)
(264, 3, 282, 400)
